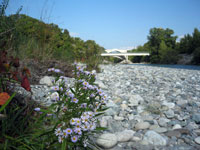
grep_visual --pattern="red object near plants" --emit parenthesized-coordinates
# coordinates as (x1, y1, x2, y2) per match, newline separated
(0, 92, 10, 105)
(21, 75, 31, 92)
(0, 50, 32, 93)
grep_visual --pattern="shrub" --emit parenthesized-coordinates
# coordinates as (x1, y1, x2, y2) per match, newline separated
(160, 48, 179, 64)
(192, 47, 200, 65)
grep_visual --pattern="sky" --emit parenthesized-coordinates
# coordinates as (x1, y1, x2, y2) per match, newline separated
(5, 0, 200, 50)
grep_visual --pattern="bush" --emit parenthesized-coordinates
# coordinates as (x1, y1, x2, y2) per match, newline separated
(130, 56, 142, 63)
(160, 48, 179, 64)
(150, 55, 160, 64)
(192, 47, 200, 65)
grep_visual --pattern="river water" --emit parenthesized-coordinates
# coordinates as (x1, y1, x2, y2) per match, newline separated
(128, 64, 200, 71)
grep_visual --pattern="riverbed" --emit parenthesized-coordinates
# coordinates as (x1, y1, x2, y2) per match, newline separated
(13, 64, 200, 150)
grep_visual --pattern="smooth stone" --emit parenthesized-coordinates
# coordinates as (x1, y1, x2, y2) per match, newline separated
(115, 130, 135, 142)
(137, 106, 145, 114)
(140, 111, 150, 116)
(160, 106, 169, 111)
(107, 120, 125, 133)
(158, 117, 170, 127)
(128, 114, 134, 120)
(177, 100, 188, 106)
(168, 120, 180, 126)
(165, 129, 189, 138)
(120, 103, 128, 110)
(140, 140, 149, 145)
(122, 100, 127, 104)
(106, 100, 118, 108)
(113, 97, 123, 104)
(164, 109, 175, 119)
(162, 101, 175, 109)
(194, 129, 200, 136)
(165, 130, 181, 138)
(149, 124, 160, 130)
(129, 94, 144, 106)
(143, 130, 167, 146)
(172, 124, 182, 130)
(131, 136, 142, 142)
(96, 133, 118, 149)
(100, 116, 112, 128)
(105, 108, 118, 116)
(194, 137, 200, 144)
(141, 115, 154, 121)
(175, 128, 190, 134)
(153, 127, 167, 133)
(39, 76, 54, 86)
(135, 122, 150, 130)
(100, 119, 107, 128)
(114, 115, 124, 121)
(96, 81, 107, 89)
(192, 113, 200, 124)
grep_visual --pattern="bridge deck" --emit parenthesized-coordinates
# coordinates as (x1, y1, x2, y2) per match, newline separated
(101, 52, 150, 56)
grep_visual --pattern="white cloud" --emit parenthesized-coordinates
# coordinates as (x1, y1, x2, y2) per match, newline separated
(69, 32, 79, 37)
(106, 46, 136, 52)
(176, 35, 184, 42)
(119, 46, 137, 50)
(178, 35, 184, 39)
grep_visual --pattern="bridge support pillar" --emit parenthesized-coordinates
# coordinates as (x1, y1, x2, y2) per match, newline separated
(125, 55, 129, 62)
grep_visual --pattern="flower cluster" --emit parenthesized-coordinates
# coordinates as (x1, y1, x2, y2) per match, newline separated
(35, 64, 108, 148)
(55, 111, 96, 143)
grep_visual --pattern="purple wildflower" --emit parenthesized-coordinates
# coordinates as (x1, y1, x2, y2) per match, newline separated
(81, 103, 87, 108)
(66, 128, 73, 135)
(34, 107, 40, 111)
(90, 93, 95, 98)
(72, 98, 78, 103)
(71, 136, 78, 143)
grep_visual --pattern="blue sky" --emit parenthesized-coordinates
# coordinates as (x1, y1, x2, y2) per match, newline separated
(6, 0, 200, 49)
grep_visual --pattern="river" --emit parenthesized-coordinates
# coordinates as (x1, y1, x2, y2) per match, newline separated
(128, 64, 200, 71)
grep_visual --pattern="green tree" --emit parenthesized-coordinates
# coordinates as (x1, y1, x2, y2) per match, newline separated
(192, 28, 200, 50)
(178, 34, 193, 54)
(147, 28, 177, 63)
(84, 40, 104, 71)
(159, 40, 178, 64)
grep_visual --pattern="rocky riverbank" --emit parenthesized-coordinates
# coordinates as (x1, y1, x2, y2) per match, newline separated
(13, 64, 200, 150)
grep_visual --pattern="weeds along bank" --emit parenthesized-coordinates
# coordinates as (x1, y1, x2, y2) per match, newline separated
(0, 63, 109, 149)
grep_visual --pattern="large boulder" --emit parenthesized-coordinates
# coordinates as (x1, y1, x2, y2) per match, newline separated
(96, 133, 118, 149)
(143, 130, 168, 146)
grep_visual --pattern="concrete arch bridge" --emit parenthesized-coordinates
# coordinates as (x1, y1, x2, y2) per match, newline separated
(101, 52, 150, 62)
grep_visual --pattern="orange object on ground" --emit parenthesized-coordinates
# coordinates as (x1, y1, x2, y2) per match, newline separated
(0, 92, 10, 105)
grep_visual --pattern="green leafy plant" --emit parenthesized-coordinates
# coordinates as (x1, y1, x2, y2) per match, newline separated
(33, 64, 108, 149)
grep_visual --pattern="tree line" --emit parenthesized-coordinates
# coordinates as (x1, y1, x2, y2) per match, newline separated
(130, 27, 200, 65)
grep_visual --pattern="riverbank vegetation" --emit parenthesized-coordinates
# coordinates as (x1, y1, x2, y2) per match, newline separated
(0, 0, 105, 72)
(129, 27, 200, 65)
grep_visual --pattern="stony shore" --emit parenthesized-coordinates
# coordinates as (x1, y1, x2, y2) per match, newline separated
(13, 64, 200, 150)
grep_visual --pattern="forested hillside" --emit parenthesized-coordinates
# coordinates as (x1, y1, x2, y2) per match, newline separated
(0, 2, 105, 70)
